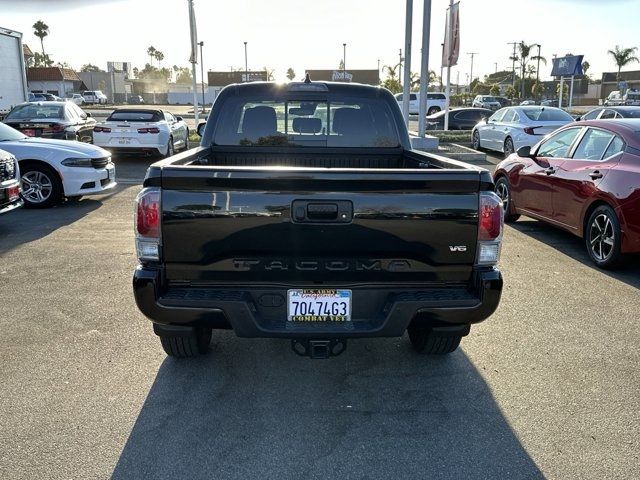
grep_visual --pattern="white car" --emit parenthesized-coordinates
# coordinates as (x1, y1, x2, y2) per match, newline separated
(604, 91, 624, 106)
(82, 90, 108, 105)
(472, 95, 502, 110)
(66, 93, 85, 105)
(471, 106, 574, 156)
(394, 92, 447, 115)
(0, 122, 115, 208)
(92, 109, 189, 157)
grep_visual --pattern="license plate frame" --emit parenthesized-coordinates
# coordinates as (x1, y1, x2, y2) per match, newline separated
(287, 289, 352, 322)
(22, 129, 36, 137)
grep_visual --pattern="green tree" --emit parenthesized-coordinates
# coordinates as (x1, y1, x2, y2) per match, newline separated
(512, 42, 546, 98)
(133, 67, 139, 78)
(154, 51, 164, 67)
(556, 82, 568, 103)
(338, 59, 344, 70)
(490, 84, 500, 96)
(607, 45, 639, 80)
(32, 20, 49, 58)
(147, 46, 157, 66)
(32, 52, 53, 67)
(286, 68, 296, 81)
(263, 67, 275, 81)
(380, 64, 401, 93)
(472, 82, 491, 95)
(505, 85, 517, 99)
(137, 63, 171, 82)
(81, 64, 103, 72)
(531, 82, 544, 99)
(173, 66, 192, 84)
(581, 61, 590, 75)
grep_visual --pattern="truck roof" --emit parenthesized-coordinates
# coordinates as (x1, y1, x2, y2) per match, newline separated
(221, 80, 388, 99)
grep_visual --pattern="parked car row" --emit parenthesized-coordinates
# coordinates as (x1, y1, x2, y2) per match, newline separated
(28, 90, 109, 105)
(604, 89, 640, 106)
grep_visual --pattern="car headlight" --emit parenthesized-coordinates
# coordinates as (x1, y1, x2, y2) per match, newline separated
(61, 158, 93, 167)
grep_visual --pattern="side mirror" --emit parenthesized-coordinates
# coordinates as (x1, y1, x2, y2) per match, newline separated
(516, 146, 532, 157)
(196, 122, 206, 137)
(86, 112, 92, 118)
(175, 116, 183, 122)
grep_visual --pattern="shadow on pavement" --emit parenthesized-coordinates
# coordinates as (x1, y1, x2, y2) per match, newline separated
(0, 198, 106, 255)
(510, 219, 640, 290)
(111, 335, 541, 480)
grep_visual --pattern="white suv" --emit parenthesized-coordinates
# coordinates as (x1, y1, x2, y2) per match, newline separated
(472, 95, 501, 110)
(82, 90, 108, 105)
(394, 92, 447, 115)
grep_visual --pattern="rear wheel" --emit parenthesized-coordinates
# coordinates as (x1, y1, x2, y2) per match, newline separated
(472, 130, 482, 150)
(20, 163, 63, 208)
(408, 326, 462, 355)
(427, 106, 440, 115)
(163, 137, 175, 158)
(159, 328, 212, 358)
(503, 137, 515, 157)
(495, 176, 520, 222)
(585, 205, 622, 269)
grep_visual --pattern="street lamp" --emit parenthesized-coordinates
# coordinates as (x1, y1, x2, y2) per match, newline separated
(198, 41, 205, 109)
(343, 43, 346, 74)
(244, 41, 248, 82)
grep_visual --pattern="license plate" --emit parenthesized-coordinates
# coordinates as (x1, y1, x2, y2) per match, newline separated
(117, 138, 131, 145)
(287, 289, 351, 322)
(22, 129, 36, 137)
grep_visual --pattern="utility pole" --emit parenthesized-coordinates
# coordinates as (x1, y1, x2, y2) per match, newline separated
(377, 58, 380, 78)
(508, 41, 518, 88)
(198, 41, 205, 109)
(467, 52, 478, 88)
(440, 43, 444, 89)
(401, 0, 413, 126)
(399, 48, 403, 85)
(494, 62, 498, 73)
(443, 0, 453, 131)
(244, 41, 248, 82)
(417, 0, 432, 137)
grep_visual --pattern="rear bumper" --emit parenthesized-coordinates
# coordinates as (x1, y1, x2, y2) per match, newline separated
(133, 266, 503, 338)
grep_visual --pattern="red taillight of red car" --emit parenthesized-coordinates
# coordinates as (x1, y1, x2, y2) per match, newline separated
(476, 192, 504, 265)
(7, 185, 20, 201)
(137, 127, 160, 134)
(94, 126, 112, 133)
(524, 127, 535, 135)
(135, 188, 161, 261)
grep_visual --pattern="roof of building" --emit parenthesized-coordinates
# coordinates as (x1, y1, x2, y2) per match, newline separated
(602, 70, 640, 83)
(26, 67, 81, 82)
(22, 44, 34, 58)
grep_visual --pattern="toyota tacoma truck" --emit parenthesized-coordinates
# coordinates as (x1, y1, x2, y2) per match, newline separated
(133, 78, 504, 359)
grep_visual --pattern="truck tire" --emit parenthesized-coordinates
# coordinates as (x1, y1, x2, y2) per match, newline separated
(159, 328, 212, 358)
(407, 326, 461, 354)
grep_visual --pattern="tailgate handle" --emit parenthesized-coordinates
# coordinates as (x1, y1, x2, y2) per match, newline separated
(292, 200, 353, 223)
(307, 203, 338, 219)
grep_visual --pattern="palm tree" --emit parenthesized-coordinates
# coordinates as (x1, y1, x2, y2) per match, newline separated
(607, 45, 639, 80)
(515, 41, 546, 98)
(32, 20, 49, 58)
(147, 46, 157, 66)
(286, 68, 296, 81)
(383, 64, 399, 80)
(154, 50, 164, 67)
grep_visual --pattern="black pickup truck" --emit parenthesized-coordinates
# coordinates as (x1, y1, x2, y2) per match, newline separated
(133, 79, 504, 359)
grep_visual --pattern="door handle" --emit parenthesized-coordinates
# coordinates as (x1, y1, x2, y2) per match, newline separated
(589, 171, 603, 180)
(544, 167, 556, 175)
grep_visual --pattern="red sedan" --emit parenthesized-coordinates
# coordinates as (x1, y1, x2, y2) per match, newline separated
(493, 119, 640, 268)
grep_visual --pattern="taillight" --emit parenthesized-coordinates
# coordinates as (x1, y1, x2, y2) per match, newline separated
(523, 127, 535, 135)
(477, 191, 504, 265)
(45, 124, 65, 133)
(94, 126, 112, 133)
(135, 188, 160, 261)
(137, 127, 160, 134)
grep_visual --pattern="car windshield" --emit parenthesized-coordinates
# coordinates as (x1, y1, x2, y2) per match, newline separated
(483, 96, 498, 102)
(107, 111, 162, 122)
(0, 122, 27, 141)
(522, 108, 573, 122)
(5, 104, 64, 120)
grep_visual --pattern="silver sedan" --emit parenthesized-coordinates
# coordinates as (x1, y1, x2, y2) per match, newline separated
(471, 106, 574, 156)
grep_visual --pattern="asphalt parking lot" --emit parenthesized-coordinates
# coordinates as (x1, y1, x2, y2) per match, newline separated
(1, 155, 639, 479)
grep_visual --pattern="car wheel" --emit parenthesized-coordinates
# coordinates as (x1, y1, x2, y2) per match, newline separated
(427, 107, 440, 115)
(407, 326, 461, 355)
(472, 130, 482, 150)
(495, 176, 520, 222)
(163, 137, 175, 158)
(503, 137, 515, 157)
(20, 163, 62, 208)
(183, 129, 190, 151)
(585, 205, 622, 268)
(159, 328, 211, 358)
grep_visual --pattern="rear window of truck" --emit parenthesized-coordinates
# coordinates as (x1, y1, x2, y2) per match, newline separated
(213, 95, 400, 148)
(107, 111, 162, 122)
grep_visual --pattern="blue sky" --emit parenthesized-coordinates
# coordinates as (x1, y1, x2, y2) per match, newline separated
(2, 0, 638, 83)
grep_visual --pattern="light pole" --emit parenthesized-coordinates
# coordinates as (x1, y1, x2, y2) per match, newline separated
(440, 43, 444, 89)
(244, 41, 248, 82)
(467, 52, 478, 88)
(198, 41, 205, 109)
(398, 48, 403, 85)
(494, 62, 498, 73)
(343, 43, 346, 74)
(534, 44, 542, 85)
(508, 41, 518, 87)
(377, 58, 380, 79)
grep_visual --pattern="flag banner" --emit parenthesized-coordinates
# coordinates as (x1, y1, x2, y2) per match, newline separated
(442, 2, 460, 67)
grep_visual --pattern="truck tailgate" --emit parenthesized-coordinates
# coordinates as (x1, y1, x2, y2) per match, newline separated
(160, 166, 481, 285)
